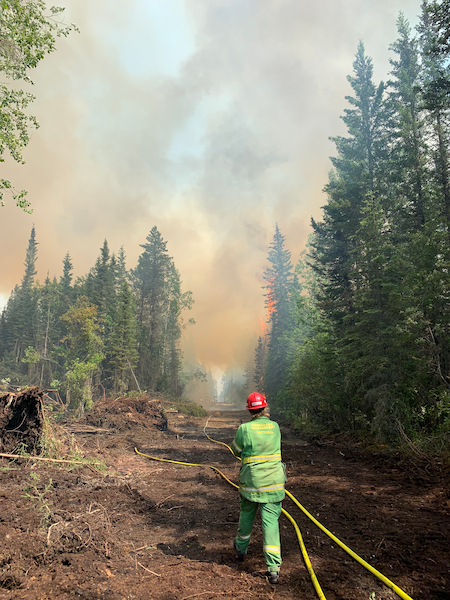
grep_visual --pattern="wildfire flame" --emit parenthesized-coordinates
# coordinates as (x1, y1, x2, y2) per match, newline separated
(258, 315, 267, 337)
(266, 275, 276, 320)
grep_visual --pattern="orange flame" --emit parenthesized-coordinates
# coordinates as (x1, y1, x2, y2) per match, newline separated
(266, 275, 275, 320)
(258, 315, 267, 337)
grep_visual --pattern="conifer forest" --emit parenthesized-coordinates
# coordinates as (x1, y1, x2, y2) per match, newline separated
(236, 5, 450, 447)
(1, 2, 450, 449)
(0, 226, 195, 414)
(1, 3, 450, 599)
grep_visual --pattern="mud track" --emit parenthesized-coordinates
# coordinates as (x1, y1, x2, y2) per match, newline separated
(0, 411, 449, 600)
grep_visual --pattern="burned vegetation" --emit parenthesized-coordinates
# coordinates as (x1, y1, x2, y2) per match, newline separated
(1, 404, 449, 599)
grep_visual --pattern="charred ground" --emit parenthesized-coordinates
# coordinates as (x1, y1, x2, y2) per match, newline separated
(0, 399, 449, 600)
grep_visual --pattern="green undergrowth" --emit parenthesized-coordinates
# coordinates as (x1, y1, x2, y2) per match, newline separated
(283, 416, 450, 465)
(40, 426, 108, 471)
(23, 471, 53, 529)
(165, 398, 207, 417)
(109, 390, 207, 416)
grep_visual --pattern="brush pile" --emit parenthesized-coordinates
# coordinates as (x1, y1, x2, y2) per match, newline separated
(84, 393, 168, 432)
(0, 386, 45, 454)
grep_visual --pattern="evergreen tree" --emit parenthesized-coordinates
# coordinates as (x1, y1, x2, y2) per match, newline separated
(132, 227, 172, 391)
(263, 224, 294, 408)
(388, 13, 428, 231)
(161, 264, 194, 395)
(253, 335, 267, 394)
(4, 226, 40, 364)
(0, 224, 195, 403)
(419, 3, 450, 237)
(89, 240, 117, 323)
(115, 246, 128, 286)
(425, 0, 450, 57)
(221, 369, 246, 407)
(417, 3, 450, 413)
(60, 252, 74, 299)
(61, 297, 104, 415)
(311, 42, 387, 338)
(108, 281, 138, 394)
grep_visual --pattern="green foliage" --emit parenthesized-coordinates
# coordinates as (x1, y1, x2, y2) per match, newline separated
(267, 10, 450, 449)
(60, 297, 103, 415)
(22, 345, 39, 365)
(38, 419, 108, 471)
(0, 0, 78, 210)
(263, 224, 296, 409)
(253, 336, 267, 394)
(425, 0, 450, 57)
(23, 471, 53, 528)
(107, 280, 138, 394)
(169, 400, 207, 417)
(0, 225, 195, 408)
(132, 226, 194, 395)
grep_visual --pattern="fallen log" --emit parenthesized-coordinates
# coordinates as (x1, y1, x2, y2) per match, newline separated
(0, 452, 85, 464)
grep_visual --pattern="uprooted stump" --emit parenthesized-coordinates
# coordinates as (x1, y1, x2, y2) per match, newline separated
(0, 387, 45, 454)
(84, 394, 168, 432)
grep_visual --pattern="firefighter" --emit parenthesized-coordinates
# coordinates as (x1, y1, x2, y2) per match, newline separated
(231, 392, 286, 584)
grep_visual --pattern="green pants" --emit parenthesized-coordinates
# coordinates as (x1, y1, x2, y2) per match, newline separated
(235, 495, 282, 572)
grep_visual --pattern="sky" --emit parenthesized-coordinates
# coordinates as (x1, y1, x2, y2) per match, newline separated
(0, 0, 422, 370)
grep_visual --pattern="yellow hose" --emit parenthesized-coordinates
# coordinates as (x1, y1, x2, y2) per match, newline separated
(135, 447, 238, 488)
(285, 490, 413, 600)
(281, 505, 326, 599)
(134, 448, 327, 600)
(203, 416, 236, 456)
(203, 434, 414, 600)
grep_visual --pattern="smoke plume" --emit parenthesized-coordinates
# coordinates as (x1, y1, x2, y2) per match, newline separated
(0, 0, 420, 368)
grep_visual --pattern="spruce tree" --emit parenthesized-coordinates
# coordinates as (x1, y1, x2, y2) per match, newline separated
(425, 0, 450, 57)
(90, 240, 117, 323)
(419, 3, 450, 238)
(162, 264, 194, 395)
(13, 226, 39, 362)
(263, 224, 294, 408)
(108, 281, 138, 394)
(132, 226, 172, 391)
(115, 247, 128, 286)
(417, 3, 450, 411)
(388, 13, 428, 230)
(60, 252, 74, 299)
(312, 42, 387, 338)
(253, 335, 267, 394)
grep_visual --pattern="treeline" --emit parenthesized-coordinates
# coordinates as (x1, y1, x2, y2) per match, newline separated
(0, 226, 194, 414)
(252, 4, 450, 443)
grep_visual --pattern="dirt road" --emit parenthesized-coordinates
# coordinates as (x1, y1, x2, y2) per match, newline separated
(0, 410, 449, 599)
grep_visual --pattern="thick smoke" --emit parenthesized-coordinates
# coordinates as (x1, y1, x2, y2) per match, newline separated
(0, 0, 420, 368)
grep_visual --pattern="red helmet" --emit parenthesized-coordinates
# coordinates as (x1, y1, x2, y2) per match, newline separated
(246, 392, 268, 410)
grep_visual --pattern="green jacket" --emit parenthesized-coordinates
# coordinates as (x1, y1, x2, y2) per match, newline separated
(231, 415, 285, 503)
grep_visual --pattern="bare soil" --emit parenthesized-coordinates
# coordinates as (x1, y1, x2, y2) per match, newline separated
(0, 406, 449, 600)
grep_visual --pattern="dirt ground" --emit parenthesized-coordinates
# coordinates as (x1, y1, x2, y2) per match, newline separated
(0, 406, 449, 600)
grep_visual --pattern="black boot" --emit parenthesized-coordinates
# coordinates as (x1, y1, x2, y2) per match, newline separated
(266, 571, 279, 584)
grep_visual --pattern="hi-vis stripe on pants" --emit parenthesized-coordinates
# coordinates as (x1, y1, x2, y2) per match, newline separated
(235, 496, 282, 572)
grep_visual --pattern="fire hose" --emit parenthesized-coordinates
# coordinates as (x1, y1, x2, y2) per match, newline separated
(135, 428, 414, 600)
(134, 447, 326, 599)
